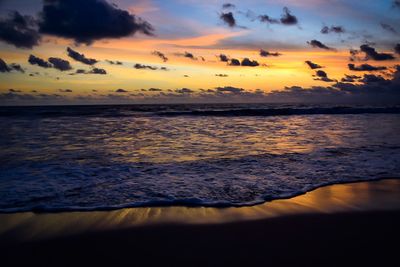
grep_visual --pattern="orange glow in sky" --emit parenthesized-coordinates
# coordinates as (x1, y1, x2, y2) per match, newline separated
(0, 0, 399, 104)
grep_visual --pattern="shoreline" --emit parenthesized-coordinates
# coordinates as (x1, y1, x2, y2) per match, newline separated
(1, 178, 400, 245)
(1, 178, 400, 266)
(1, 176, 398, 213)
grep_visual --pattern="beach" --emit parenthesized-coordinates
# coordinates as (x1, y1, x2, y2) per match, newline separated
(1, 178, 400, 266)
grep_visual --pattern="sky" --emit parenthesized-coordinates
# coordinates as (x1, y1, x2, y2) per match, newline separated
(0, 0, 400, 105)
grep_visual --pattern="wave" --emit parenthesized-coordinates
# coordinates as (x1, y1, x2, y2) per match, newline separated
(157, 107, 400, 117)
(1, 105, 400, 118)
(0, 177, 397, 213)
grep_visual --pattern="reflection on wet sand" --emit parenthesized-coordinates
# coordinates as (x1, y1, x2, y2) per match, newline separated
(1, 179, 399, 244)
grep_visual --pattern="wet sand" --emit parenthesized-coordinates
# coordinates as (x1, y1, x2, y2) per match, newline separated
(1, 179, 400, 266)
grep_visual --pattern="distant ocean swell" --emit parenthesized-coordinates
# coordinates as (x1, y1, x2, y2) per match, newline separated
(0, 105, 400, 118)
(156, 107, 400, 117)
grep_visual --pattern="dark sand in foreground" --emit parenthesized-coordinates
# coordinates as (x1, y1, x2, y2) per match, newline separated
(1, 179, 400, 266)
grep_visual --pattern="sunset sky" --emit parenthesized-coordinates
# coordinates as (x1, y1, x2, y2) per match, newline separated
(1, 0, 400, 104)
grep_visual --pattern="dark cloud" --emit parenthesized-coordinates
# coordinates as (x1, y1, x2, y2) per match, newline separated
(218, 54, 230, 62)
(268, 84, 396, 104)
(259, 49, 281, 57)
(10, 63, 25, 73)
(48, 57, 72, 71)
(116, 88, 128, 93)
(91, 67, 107, 74)
(222, 3, 236, 9)
(330, 26, 345, 33)
(321, 25, 345, 34)
(67, 47, 98, 65)
(245, 8, 298, 26)
(314, 70, 335, 82)
(220, 12, 237, 27)
(28, 54, 52, 68)
(348, 63, 387, 71)
(241, 58, 259, 67)
(152, 51, 168, 62)
(75, 69, 86, 74)
(228, 57, 259, 67)
(359, 44, 395, 61)
(216, 86, 244, 94)
(175, 88, 194, 94)
(39, 0, 154, 45)
(0, 92, 50, 104)
(134, 63, 158, 70)
(0, 11, 41, 49)
(184, 52, 196, 59)
(106, 60, 123, 65)
(320, 26, 329, 34)
(0, 59, 22, 73)
(29, 72, 40, 77)
(59, 89, 73, 93)
(148, 88, 162, 92)
(349, 49, 364, 62)
(176, 51, 198, 60)
(243, 10, 280, 25)
(305, 60, 323, 69)
(314, 77, 336, 83)
(316, 70, 328, 78)
(380, 23, 397, 34)
(395, 44, 400, 54)
(75, 67, 107, 74)
(258, 15, 279, 24)
(229, 58, 241, 66)
(394, 1, 400, 8)
(308, 40, 335, 50)
(360, 74, 389, 84)
(270, 67, 400, 103)
(215, 74, 229, 77)
(134, 63, 168, 71)
(341, 74, 361, 83)
(280, 7, 298, 25)
(0, 59, 11, 73)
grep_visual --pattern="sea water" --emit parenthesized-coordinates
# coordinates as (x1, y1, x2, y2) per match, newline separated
(0, 104, 399, 212)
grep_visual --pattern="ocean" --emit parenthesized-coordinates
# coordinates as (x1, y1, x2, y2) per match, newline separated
(1, 104, 400, 212)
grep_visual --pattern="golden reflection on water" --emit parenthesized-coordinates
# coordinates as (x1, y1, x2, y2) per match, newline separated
(1, 179, 399, 244)
(96, 115, 363, 164)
